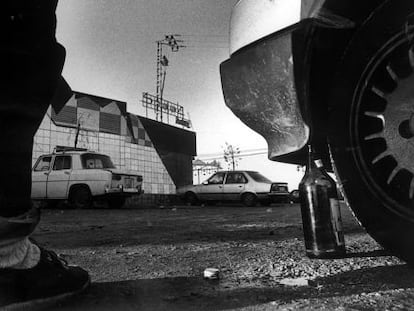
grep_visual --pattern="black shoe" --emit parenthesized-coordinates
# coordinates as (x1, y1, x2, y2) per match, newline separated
(0, 247, 90, 311)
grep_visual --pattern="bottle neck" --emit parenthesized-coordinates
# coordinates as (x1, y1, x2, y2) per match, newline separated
(315, 159, 323, 168)
(306, 145, 316, 171)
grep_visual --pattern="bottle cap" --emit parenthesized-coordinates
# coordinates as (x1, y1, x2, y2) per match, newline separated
(203, 268, 220, 279)
(315, 159, 323, 168)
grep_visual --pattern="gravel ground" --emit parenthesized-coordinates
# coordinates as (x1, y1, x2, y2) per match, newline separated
(32, 203, 414, 310)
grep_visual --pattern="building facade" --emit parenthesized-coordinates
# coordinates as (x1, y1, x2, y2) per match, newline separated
(33, 91, 196, 205)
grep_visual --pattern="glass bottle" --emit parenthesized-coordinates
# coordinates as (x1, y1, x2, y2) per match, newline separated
(298, 145, 346, 258)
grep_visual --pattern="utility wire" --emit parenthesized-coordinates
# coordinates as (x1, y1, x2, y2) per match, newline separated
(197, 148, 267, 158)
(181, 34, 228, 38)
(197, 151, 268, 162)
(185, 45, 228, 49)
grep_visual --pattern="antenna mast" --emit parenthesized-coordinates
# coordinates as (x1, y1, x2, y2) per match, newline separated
(155, 34, 185, 122)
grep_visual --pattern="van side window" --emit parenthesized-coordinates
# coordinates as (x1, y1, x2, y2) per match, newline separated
(53, 156, 72, 170)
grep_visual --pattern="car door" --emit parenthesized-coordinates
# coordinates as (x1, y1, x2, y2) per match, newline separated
(31, 155, 53, 199)
(198, 172, 226, 201)
(46, 155, 72, 199)
(222, 172, 247, 201)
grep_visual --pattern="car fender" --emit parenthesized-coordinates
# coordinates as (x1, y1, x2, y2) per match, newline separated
(224, 0, 389, 167)
(239, 191, 259, 200)
(275, 0, 391, 166)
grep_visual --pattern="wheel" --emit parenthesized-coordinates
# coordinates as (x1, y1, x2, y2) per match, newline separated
(328, 2, 414, 264)
(69, 186, 92, 209)
(107, 197, 126, 209)
(242, 193, 257, 207)
(184, 192, 198, 206)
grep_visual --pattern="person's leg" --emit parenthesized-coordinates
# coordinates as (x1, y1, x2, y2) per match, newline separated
(0, 103, 45, 270)
(0, 1, 90, 308)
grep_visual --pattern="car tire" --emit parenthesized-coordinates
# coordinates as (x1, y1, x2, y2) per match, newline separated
(184, 192, 198, 206)
(69, 186, 93, 209)
(328, 1, 414, 264)
(242, 193, 257, 207)
(107, 197, 126, 209)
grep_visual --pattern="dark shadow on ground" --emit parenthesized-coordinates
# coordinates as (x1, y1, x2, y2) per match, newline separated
(35, 225, 365, 249)
(49, 264, 414, 311)
(34, 225, 305, 249)
(343, 249, 392, 259)
(34, 207, 364, 249)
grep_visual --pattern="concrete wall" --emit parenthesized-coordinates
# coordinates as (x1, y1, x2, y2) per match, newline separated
(32, 92, 196, 199)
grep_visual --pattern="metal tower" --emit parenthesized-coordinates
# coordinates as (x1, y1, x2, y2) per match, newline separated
(155, 34, 185, 122)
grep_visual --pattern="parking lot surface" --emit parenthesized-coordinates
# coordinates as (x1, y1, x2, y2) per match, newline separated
(33, 203, 414, 310)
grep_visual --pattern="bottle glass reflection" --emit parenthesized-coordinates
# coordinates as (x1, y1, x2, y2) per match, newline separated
(299, 145, 346, 258)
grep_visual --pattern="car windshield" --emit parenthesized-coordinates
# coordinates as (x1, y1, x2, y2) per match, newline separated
(246, 171, 272, 183)
(81, 153, 115, 169)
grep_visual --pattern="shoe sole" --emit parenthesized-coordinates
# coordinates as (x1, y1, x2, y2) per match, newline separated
(1, 276, 90, 311)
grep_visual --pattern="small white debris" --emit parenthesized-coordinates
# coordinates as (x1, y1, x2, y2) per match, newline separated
(279, 277, 309, 287)
(203, 268, 220, 280)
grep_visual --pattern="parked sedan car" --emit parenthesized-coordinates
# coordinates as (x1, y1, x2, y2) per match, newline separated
(177, 170, 289, 206)
(31, 147, 143, 209)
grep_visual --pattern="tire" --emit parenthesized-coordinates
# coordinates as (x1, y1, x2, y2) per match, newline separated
(107, 197, 126, 209)
(242, 193, 257, 207)
(184, 192, 198, 206)
(328, 1, 414, 264)
(69, 186, 92, 209)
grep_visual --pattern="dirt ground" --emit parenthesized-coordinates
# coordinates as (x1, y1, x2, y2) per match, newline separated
(32, 203, 414, 310)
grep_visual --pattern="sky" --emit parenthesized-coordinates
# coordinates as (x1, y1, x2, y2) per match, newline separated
(56, 1, 304, 189)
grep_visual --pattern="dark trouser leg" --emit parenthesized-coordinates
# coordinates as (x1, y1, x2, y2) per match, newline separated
(0, 112, 44, 217)
(0, 0, 66, 240)
(0, 101, 49, 242)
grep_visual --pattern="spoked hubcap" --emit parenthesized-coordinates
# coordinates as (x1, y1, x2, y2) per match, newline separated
(354, 29, 414, 217)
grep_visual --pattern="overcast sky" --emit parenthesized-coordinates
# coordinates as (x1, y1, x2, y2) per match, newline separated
(56, 0, 303, 189)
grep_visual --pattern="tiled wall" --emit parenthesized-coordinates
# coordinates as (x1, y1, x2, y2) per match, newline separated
(33, 106, 176, 195)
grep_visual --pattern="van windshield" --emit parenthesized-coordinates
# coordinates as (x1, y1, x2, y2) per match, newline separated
(81, 153, 115, 169)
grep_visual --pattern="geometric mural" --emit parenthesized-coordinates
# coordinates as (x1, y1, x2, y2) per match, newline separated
(51, 92, 152, 148)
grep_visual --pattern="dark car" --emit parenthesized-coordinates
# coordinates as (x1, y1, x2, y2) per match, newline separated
(220, 1, 414, 264)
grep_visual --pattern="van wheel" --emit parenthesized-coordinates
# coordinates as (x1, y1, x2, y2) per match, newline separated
(69, 186, 92, 209)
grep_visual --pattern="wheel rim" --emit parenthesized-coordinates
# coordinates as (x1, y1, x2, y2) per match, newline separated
(352, 27, 414, 219)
